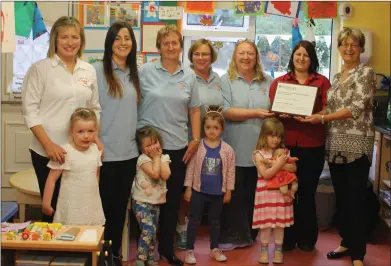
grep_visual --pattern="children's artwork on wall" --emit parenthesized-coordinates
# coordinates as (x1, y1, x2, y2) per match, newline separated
(110, 3, 141, 28)
(264, 1, 301, 18)
(142, 1, 160, 23)
(142, 23, 165, 53)
(84, 3, 108, 27)
(136, 54, 144, 67)
(133, 28, 141, 53)
(307, 1, 338, 18)
(158, 6, 182, 20)
(184, 2, 215, 15)
(1, 2, 16, 53)
(83, 52, 104, 64)
(234, 1, 265, 16)
(145, 53, 160, 63)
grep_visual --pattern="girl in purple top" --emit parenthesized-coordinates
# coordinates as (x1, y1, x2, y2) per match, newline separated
(183, 106, 235, 264)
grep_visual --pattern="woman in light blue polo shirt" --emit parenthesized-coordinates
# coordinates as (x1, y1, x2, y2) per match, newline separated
(219, 40, 274, 250)
(138, 25, 201, 266)
(93, 21, 141, 264)
(176, 38, 223, 249)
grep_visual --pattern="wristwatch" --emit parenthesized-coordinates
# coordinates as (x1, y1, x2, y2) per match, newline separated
(321, 115, 325, 124)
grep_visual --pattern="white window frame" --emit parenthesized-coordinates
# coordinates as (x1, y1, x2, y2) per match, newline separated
(182, 11, 250, 33)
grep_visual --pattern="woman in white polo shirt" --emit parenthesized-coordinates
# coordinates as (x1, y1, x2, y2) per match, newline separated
(21, 16, 101, 223)
(138, 25, 201, 266)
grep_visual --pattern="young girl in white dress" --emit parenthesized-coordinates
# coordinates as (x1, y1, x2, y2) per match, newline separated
(42, 108, 105, 226)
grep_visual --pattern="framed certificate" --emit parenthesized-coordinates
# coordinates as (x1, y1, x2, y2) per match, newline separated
(271, 82, 319, 117)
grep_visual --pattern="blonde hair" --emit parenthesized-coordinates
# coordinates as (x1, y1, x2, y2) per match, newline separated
(188, 38, 217, 64)
(337, 27, 366, 53)
(47, 16, 85, 58)
(255, 118, 285, 150)
(228, 40, 265, 81)
(156, 25, 183, 50)
(69, 108, 98, 130)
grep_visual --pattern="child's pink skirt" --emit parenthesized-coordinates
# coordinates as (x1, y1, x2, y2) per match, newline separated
(252, 177, 294, 229)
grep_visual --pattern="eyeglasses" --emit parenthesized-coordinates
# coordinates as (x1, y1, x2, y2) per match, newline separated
(341, 43, 359, 49)
(193, 52, 211, 58)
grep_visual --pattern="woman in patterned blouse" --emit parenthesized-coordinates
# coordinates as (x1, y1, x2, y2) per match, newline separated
(303, 27, 376, 266)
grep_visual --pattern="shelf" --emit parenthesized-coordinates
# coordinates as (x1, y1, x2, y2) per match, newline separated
(381, 215, 391, 228)
(383, 180, 391, 189)
(381, 197, 391, 208)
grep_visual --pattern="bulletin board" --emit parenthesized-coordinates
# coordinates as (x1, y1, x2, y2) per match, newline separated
(78, 1, 182, 65)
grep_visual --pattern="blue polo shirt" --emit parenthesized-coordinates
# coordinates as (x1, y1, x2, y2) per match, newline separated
(188, 67, 223, 141)
(221, 73, 273, 167)
(138, 60, 201, 150)
(93, 61, 139, 162)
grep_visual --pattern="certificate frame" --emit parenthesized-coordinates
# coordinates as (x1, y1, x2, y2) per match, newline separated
(271, 82, 319, 117)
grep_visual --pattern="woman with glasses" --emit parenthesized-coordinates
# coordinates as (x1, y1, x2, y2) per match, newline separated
(175, 38, 223, 250)
(219, 40, 274, 250)
(268, 40, 331, 253)
(137, 25, 201, 266)
(303, 28, 376, 266)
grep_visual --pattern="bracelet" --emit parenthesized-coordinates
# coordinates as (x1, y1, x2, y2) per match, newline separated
(321, 115, 325, 124)
(193, 138, 200, 143)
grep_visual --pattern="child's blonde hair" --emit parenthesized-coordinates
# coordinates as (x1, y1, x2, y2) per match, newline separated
(256, 118, 285, 150)
(136, 126, 163, 152)
(69, 107, 98, 130)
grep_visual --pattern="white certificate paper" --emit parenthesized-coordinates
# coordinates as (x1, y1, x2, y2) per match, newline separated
(271, 82, 318, 116)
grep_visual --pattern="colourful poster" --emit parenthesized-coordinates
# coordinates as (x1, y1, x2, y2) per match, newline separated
(2, 2, 16, 53)
(234, 1, 265, 16)
(184, 1, 215, 15)
(307, 2, 338, 18)
(265, 1, 301, 18)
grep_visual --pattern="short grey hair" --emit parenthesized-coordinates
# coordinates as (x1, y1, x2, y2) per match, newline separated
(337, 27, 366, 53)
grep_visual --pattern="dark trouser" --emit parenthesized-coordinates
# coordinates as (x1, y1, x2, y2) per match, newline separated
(158, 148, 187, 256)
(187, 190, 224, 250)
(30, 150, 61, 223)
(284, 146, 325, 249)
(220, 166, 258, 245)
(329, 155, 370, 262)
(99, 158, 137, 255)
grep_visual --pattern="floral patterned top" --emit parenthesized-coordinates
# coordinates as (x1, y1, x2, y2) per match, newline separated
(325, 63, 376, 164)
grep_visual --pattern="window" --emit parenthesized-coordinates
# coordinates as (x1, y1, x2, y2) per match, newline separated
(9, 27, 51, 93)
(182, 9, 333, 79)
(255, 10, 333, 78)
(182, 8, 249, 33)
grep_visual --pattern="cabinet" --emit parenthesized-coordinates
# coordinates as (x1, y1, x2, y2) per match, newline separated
(375, 127, 391, 228)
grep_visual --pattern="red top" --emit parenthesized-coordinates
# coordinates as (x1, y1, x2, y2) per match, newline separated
(269, 73, 331, 148)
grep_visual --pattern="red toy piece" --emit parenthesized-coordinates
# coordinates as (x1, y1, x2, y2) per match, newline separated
(21, 232, 29, 240)
(32, 232, 40, 240)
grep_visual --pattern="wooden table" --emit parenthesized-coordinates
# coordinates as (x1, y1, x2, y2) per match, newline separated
(1, 225, 104, 266)
(9, 168, 41, 222)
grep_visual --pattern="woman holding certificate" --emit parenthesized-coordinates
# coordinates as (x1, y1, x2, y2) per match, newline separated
(304, 28, 376, 266)
(269, 40, 331, 252)
(219, 40, 274, 250)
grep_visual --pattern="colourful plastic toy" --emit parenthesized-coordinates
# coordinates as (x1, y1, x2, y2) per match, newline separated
(21, 232, 29, 240)
(6, 231, 15, 240)
(31, 232, 40, 240)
